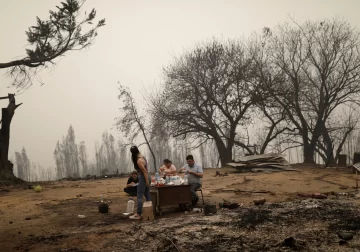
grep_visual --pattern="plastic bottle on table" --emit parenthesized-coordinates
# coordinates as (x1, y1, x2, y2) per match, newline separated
(166, 175, 170, 184)
(126, 197, 135, 214)
(184, 174, 188, 185)
(155, 172, 160, 182)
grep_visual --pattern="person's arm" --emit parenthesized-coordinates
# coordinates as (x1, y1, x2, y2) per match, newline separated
(188, 170, 203, 178)
(159, 165, 165, 173)
(164, 165, 175, 175)
(137, 157, 150, 187)
(179, 165, 186, 173)
(126, 178, 134, 187)
(188, 166, 203, 178)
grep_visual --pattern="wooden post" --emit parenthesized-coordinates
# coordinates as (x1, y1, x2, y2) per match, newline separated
(142, 201, 154, 221)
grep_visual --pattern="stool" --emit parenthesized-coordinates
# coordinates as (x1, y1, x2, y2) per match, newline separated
(197, 188, 205, 206)
(142, 201, 155, 221)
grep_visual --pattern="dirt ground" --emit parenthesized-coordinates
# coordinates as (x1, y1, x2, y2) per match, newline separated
(1, 165, 360, 251)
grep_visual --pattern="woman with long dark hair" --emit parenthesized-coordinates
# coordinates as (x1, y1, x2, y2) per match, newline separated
(129, 146, 150, 219)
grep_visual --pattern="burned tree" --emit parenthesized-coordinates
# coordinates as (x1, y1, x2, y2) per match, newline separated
(151, 39, 264, 166)
(0, 0, 105, 184)
(15, 147, 31, 181)
(0, 94, 23, 183)
(251, 99, 292, 154)
(53, 125, 81, 179)
(78, 141, 88, 177)
(116, 84, 157, 172)
(101, 131, 117, 174)
(92, 131, 117, 175)
(316, 108, 359, 166)
(255, 19, 360, 164)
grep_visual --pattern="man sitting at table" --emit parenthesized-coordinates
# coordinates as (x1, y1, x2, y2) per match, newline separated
(179, 155, 203, 206)
(159, 159, 177, 177)
(124, 171, 139, 196)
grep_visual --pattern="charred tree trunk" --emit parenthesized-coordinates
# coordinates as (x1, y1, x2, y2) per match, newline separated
(213, 135, 232, 167)
(0, 95, 23, 184)
(303, 143, 316, 164)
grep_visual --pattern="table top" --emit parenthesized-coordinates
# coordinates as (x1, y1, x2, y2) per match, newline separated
(151, 184, 190, 189)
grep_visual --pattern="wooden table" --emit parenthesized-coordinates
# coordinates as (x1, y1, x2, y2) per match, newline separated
(150, 184, 192, 216)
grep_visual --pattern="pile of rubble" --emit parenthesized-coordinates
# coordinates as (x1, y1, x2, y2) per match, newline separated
(19, 196, 360, 251)
(226, 153, 296, 172)
(125, 198, 360, 251)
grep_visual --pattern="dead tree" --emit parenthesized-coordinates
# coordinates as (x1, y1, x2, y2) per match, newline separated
(151, 39, 263, 166)
(116, 84, 157, 172)
(0, 1, 105, 184)
(255, 18, 360, 164)
(0, 94, 23, 184)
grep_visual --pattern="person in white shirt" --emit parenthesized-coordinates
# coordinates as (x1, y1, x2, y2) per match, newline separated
(179, 155, 203, 206)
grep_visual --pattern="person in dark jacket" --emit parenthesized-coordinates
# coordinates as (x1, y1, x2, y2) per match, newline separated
(124, 171, 139, 196)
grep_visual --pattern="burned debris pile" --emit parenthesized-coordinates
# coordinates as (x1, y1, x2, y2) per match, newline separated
(127, 198, 360, 251)
(226, 153, 296, 172)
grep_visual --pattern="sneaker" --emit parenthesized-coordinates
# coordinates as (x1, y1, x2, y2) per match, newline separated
(129, 214, 141, 220)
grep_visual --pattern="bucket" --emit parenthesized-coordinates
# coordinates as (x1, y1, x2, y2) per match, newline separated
(98, 203, 109, 213)
(203, 204, 217, 216)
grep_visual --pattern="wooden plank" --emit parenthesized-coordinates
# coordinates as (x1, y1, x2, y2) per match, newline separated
(234, 190, 270, 194)
(226, 163, 247, 167)
(353, 163, 360, 172)
(221, 188, 237, 192)
(233, 153, 285, 163)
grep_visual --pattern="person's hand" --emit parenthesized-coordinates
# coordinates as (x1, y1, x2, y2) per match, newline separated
(187, 170, 193, 174)
(130, 182, 135, 186)
(146, 181, 150, 188)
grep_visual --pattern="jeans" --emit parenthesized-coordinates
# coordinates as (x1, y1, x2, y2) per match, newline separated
(137, 173, 151, 215)
(190, 182, 201, 206)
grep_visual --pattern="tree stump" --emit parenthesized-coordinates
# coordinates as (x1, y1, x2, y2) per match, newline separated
(354, 153, 360, 164)
(338, 154, 347, 167)
(142, 201, 154, 221)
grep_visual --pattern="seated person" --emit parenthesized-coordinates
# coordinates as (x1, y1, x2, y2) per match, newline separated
(159, 159, 177, 177)
(124, 171, 139, 196)
(179, 155, 203, 206)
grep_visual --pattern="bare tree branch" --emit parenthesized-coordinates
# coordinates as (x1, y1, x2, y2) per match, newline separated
(115, 83, 157, 172)
(1, 0, 105, 89)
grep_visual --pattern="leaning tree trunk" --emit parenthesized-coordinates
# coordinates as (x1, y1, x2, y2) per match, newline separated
(0, 99, 23, 184)
(322, 129, 337, 167)
(302, 134, 316, 164)
(214, 136, 232, 167)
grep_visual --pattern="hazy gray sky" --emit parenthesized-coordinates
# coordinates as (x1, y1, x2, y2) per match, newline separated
(1, 0, 360, 169)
